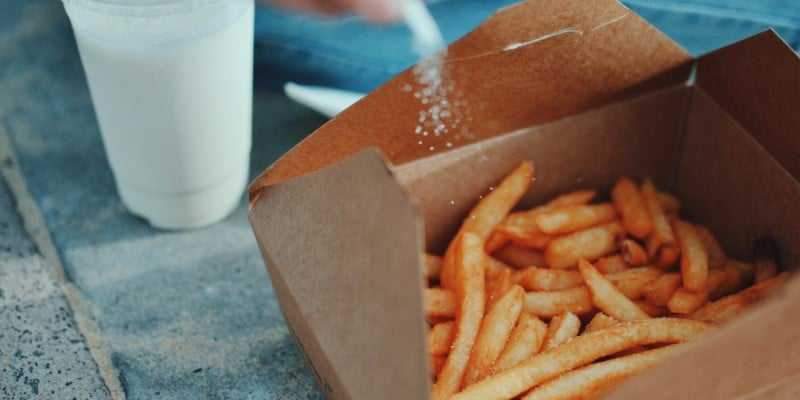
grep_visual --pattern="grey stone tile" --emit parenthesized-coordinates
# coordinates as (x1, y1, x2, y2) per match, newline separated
(0, 294, 111, 400)
(1, 1, 327, 398)
(0, 177, 110, 399)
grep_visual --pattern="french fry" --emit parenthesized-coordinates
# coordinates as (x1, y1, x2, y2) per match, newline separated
(656, 192, 681, 215)
(667, 287, 709, 315)
(545, 222, 623, 269)
(432, 233, 486, 399)
(494, 313, 548, 373)
(691, 273, 789, 324)
(429, 175, 795, 397)
(485, 231, 511, 254)
(579, 260, 651, 321)
(674, 262, 748, 308)
(521, 346, 682, 400)
(425, 288, 456, 319)
(428, 321, 455, 356)
(709, 266, 749, 300)
(753, 237, 780, 283)
(584, 312, 618, 334)
(495, 212, 552, 250)
(486, 268, 513, 310)
(641, 180, 677, 259)
(464, 285, 525, 386)
(694, 225, 727, 268)
(486, 257, 513, 277)
(646, 236, 660, 263)
(621, 239, 649, 266)
(427, 316, 454, 326)
(668, 269, 737, 314)
(425, 254, 443, 280)
(547, 190, 596, 208)
(509, 233, 553, 250)
(541, 312, 581, 351)
(493, 244, 546, 268)
(672, 219, 709, 292)
(655, 244, 680, 269)
(595, 255, 629, 274)
(534, 204, 617, 235)
(521, 267, 660, 318)
(460, 160, 534, 240)
(451, 319, 711, 400)
(642, 273, 682, 306)
(715, 260, 754, 297)
(634, 301, 668, 317)
(440, 162, 535, 289)
(513, 267, 584, 291)
(605, 267, 663, 300)
(493, 191, 595, 252)
(430, 354, 447, 378)
(586, 309, 647, 355)
(612, 178, 653, 239)
(524, 286, 594, 318)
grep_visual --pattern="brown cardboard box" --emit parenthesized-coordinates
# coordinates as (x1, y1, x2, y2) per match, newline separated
(248, 0, 800, 398)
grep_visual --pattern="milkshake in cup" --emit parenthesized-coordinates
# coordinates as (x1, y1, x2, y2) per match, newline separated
(62, 0, 254, 229)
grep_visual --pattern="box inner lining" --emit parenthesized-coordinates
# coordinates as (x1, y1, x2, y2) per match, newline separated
(396, 84, 800, 267)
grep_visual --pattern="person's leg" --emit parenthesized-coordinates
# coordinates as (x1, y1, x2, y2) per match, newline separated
(254, 0, 519, 91)
(625, 0, 800, 54)
(254, 0, 800, 92)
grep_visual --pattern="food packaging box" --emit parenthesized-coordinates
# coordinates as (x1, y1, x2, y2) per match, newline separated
(248, 1, 800, 398)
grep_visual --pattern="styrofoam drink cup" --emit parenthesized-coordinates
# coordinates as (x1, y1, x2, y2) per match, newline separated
(62, 0, 254, 229)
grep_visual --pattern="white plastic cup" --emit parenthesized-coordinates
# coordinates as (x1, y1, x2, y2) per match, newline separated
(62, 0, 254, 229)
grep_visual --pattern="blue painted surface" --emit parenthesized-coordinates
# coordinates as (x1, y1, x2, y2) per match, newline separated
(2, 0, 800, 398)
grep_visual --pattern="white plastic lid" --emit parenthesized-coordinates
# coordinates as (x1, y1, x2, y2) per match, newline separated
(62, 0, 252, 44)
(62, 0, 232, 17)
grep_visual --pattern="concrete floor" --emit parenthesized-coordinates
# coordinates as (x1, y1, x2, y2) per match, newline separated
(1, 1, 326, 398)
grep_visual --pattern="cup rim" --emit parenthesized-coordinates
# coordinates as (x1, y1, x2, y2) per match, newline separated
(62, 0, 233, 17)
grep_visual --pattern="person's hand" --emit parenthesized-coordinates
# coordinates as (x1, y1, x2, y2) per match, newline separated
(267, 0, 400, 22)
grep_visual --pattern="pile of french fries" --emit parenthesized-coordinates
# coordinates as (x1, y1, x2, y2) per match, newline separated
(424, 161, 789, 400)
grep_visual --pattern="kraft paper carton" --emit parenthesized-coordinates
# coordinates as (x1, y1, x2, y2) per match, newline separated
(248, 1, 800, 398)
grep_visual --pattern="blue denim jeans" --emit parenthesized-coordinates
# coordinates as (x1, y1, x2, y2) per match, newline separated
(254, 0, 800, 92)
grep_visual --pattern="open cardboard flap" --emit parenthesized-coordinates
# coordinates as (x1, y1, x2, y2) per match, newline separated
(250, 150, 429, 400)
(249, 4, 800, 400)
(249, 0, 693, 200)
(696, 30, 800, 181)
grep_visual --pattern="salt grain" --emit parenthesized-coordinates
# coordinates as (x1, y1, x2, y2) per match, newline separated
(410, 49, 467, 149)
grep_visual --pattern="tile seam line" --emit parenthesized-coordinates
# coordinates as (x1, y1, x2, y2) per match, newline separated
(0, 127, 127, 400)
